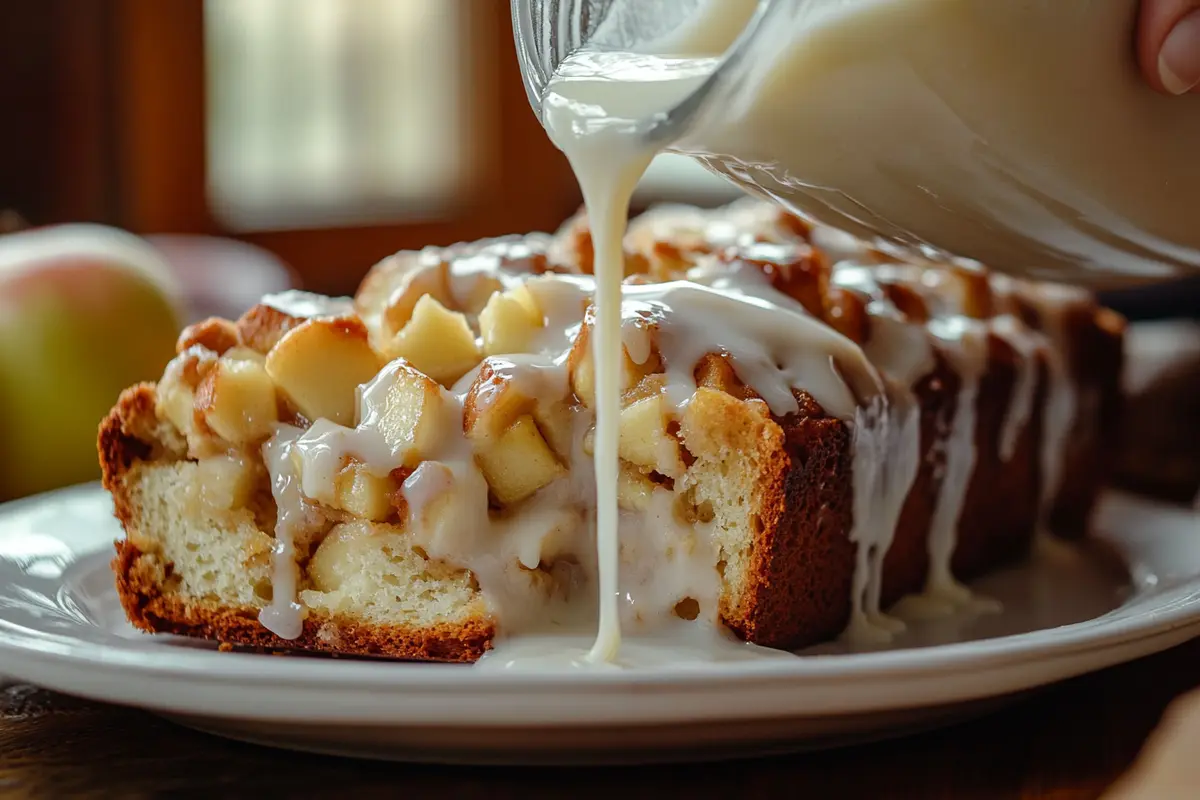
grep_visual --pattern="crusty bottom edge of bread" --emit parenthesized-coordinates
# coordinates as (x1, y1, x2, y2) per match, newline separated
(113, 537, 494, 663)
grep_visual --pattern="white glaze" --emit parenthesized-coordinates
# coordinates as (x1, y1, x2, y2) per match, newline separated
(922, 318, 987, 609)
(991, 314, 1042, 463)
(259, 425, 311, 639)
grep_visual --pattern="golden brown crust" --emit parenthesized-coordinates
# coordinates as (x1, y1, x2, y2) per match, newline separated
(1048, 303, 1126, 539)
(113, 538, 492, 663)
(880, 353, 961, 606)
(99, 383, 161, 531)
(721, 393, 858, 648)
(951, 334, 1046, 572)
(729, 330, 1060, 649)
(97, 384, 496, 663)
(234, 301, 337, 354)
(176, 317, 239, 356)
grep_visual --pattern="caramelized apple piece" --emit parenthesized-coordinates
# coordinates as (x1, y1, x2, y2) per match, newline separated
(195, 349, 279, 445)
(474, 415, 566, 505)
(265, 317, 383, 426)
(692, 353, 760, 402)
(618, 393, 684, 479)
(382, 295, 481, 387)
(823, 286, 870, 345)
(379, 258, 456, 340)
(617, 466, 656, 512)
(479, 284, 543, 356)
(464, 358, 575, 462)
(879, 281, 931, 324)
(368, 360, 454, 465)
(567, 313, 663, 408)
(947, 261, 995, 319)
(724, 242, 829, 318)
(290, 452, 393, 522)
(462, 360, 536, 440)
(332, 462, 397, 522)
(156, 345, 219, 447)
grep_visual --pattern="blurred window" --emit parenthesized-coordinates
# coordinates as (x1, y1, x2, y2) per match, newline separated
(205, 0, 473, 231)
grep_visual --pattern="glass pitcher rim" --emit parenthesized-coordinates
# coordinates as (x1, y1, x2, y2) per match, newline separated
(510, 0, 779, 146)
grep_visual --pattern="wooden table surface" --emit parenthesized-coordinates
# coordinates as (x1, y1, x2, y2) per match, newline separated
(1, 637, 1197, 799)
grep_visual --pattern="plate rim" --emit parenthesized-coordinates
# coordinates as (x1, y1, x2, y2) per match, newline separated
(0, 483, 1197, 727)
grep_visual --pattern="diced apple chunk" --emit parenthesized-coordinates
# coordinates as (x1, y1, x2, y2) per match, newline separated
(307, 521, 371, 593)
(156, 346, 218, 444)
(462, 359, 538, 441)
(532, 400, 575, 459)
(383, 295, 481, 386)
(569, 339, 596, 408)
(367, 360, 453, 465)
(618, 393, 684, 478)
(265, 318, 383, 426)
(195, 353, 279, 444)
(289, 451, 394, 521)
(464, 359, 574, 459)
(157, 373, 199, 439)
(333, 462, 396, 522)
(478, 285, 543, 356)
(475, 415, 565, 505)
(380, 259, 455, 340)
(193, 454, 260, 512)
(567, 321, 661, 408)
(617, 467, 656, 511)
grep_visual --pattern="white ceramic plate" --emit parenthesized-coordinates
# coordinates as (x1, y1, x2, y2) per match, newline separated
(0, 483, 1197, 764)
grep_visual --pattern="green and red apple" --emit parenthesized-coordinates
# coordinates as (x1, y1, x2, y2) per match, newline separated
(0, 224, 183, 501)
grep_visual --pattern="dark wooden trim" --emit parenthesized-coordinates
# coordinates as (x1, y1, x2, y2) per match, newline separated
(0, 1, 115, 224)
(110, 0, 213, 233)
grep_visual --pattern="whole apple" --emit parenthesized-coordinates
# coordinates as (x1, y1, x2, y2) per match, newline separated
(0, 224, 183, 501)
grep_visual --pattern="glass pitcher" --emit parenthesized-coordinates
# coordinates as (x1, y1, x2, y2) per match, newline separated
(512, 0, 1200, 288)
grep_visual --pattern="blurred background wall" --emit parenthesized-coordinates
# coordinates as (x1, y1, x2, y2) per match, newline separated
(0, 0, 742, 299)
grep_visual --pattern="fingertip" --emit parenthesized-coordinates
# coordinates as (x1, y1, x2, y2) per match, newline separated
(1138, 0, 1200, 94)
(1159, 9, 1200, 94)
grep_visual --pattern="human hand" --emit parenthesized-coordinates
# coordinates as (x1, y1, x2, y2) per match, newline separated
(1139, 0, 1200, 94)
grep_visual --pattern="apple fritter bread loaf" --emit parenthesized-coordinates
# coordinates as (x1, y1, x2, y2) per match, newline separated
(100, 201, 1125, 662)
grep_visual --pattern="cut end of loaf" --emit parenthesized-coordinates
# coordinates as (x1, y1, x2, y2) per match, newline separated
(100, 384, 496, 663)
